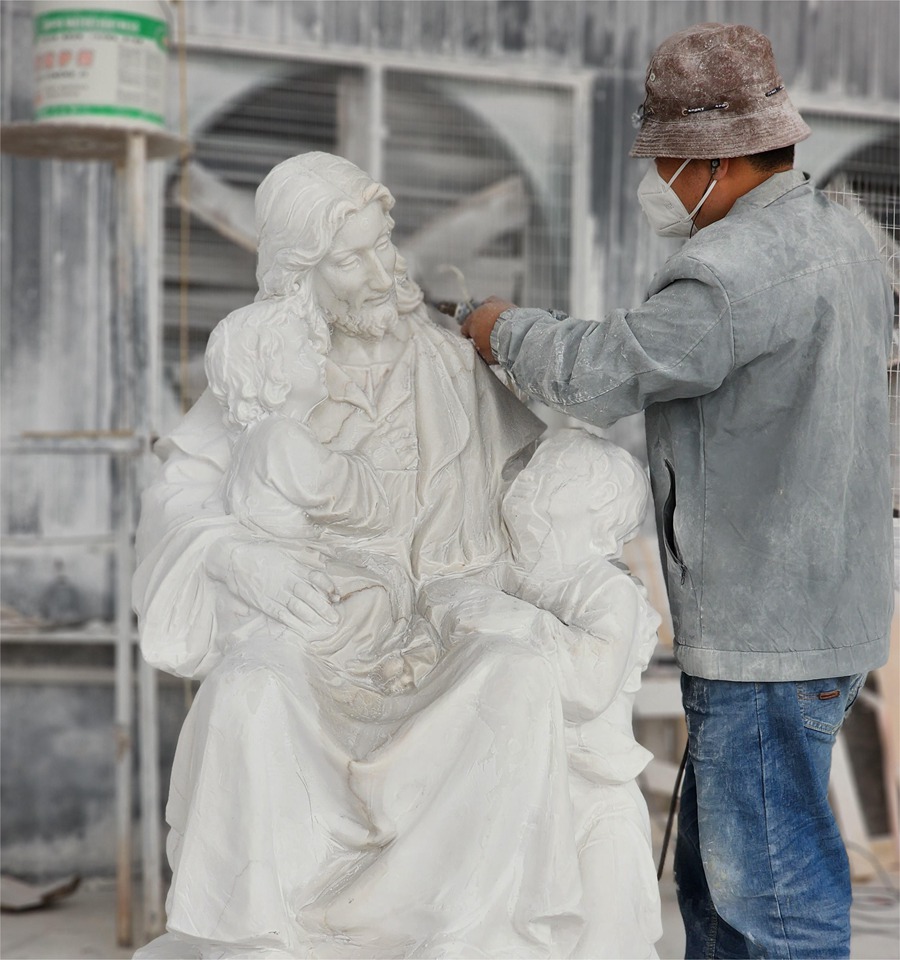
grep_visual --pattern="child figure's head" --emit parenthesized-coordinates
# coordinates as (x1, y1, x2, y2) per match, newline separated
(205, 300, 330, 428)
(501, 429, 650, 572)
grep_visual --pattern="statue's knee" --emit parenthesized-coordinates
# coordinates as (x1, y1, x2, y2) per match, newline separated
(483, 642, 556, 701)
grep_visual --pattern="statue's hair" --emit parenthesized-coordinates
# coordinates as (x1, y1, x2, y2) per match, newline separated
(204, 299, 327, 429)
(539, 431, 649, 544)
(503, 429, 650, 558)
(254, 152, 395, 311)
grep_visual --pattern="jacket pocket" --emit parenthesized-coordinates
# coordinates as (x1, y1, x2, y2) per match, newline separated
(663, 460, 687, 585)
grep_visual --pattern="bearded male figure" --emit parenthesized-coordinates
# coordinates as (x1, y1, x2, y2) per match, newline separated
(133, 153, 661, 960)
(135, 154, 541, 681)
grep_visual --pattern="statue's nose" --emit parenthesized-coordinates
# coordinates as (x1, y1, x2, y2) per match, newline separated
(366, 251, 394, 292)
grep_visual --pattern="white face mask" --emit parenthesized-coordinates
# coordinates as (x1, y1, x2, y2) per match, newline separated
(637, 159, 718, 238)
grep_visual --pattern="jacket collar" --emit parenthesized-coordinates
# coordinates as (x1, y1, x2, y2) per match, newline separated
(731, 169, 809, 214)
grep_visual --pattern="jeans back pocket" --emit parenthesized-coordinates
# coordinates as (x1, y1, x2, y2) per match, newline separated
(796, 674, 865, 739)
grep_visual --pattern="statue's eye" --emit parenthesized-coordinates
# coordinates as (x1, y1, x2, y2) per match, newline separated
(336, 255, 360, 270)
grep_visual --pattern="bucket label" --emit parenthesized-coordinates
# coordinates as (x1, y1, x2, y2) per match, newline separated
(35, 9, 168, 48)
(33, 7, 168, 128)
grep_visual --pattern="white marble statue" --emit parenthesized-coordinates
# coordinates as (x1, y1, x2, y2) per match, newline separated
(133, 152, 662, 960)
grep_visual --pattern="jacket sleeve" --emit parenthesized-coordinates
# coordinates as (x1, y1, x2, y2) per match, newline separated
(490, 257, 735, 428)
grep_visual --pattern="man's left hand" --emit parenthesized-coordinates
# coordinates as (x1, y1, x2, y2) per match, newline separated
(461, 296, 517, 364)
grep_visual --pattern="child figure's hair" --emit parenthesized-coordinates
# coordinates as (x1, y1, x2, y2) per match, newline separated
(501, 429, 650, 566)
(205, 300, 328, 428)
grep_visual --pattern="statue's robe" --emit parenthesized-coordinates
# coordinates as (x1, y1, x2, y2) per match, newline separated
(134, 312, 542, 678)
(133, 314, 660, 959)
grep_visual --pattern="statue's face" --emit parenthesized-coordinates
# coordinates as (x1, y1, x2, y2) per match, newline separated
(313, 201, 398, 339)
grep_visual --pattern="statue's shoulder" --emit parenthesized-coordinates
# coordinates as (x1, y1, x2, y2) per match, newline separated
(251, 413, 305, 441)
(406, 309, 475, 372)
(154, 390, 230, 471)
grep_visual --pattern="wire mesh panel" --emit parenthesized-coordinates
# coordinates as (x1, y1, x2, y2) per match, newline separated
(383, 71, 575, 311)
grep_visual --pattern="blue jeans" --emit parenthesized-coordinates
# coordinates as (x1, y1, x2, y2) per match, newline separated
(675, 672, 865, 959)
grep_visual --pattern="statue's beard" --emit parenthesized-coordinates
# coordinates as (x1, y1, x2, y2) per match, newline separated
(328, 295, 399, 341)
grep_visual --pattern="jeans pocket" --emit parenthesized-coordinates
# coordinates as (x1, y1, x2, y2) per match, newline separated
(796, 674, 865, 739)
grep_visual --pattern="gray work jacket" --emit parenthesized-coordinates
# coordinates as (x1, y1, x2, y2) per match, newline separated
(491, 170, 894, 681)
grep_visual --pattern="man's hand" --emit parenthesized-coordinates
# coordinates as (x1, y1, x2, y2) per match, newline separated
(207, 538, 339, 641)
(461, 296, 517, 364)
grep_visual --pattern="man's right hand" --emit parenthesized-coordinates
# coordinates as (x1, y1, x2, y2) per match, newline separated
(207, 538, 339, 640)
(460, 296, 517, 364)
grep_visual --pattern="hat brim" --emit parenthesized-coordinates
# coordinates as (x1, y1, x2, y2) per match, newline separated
(629, 97, 811, 159)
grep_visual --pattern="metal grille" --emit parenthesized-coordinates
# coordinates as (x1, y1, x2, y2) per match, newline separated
(162, 62, 357, 415)
(383, 71, 573, 311)
(162, 59, 577, 427)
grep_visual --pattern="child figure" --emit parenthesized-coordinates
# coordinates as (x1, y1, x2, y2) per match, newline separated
(205, 301, 382, 540)
(420, 428, 663, 958)
(502, 430, 662, 959)
(203, 300, 418, 691)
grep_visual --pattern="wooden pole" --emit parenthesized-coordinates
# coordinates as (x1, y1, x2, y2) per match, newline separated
(112, 129, 149, 947)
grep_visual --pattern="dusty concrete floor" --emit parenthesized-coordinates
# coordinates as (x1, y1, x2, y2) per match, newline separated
(1, 873, 898, 960)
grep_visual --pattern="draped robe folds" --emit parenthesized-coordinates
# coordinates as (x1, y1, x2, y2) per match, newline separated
(133, 313, 661, 959)
(134, 315, 541, 679)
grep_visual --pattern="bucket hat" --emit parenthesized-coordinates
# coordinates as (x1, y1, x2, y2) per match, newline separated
(630, 23, 811, 159)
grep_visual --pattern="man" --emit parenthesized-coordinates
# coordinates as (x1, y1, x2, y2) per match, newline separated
(462, 22, 894, 960)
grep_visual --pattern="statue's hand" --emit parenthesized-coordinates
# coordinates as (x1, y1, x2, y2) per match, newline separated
(454, 592, 557, 648)
(207, 538, 339, 641)
(421, 577, 556, 652)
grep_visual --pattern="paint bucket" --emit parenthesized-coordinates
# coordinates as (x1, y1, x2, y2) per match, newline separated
(32, 0, 170, 131)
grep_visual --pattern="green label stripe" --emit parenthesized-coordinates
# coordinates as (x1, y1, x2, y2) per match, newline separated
(35, 103, 165, 126)
(35, 9, 167, 49)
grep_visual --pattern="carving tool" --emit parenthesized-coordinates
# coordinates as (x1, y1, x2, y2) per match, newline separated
(426, 264, 481, 326)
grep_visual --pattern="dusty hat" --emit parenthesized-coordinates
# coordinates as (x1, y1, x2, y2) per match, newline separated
(630, 22, 811, 159)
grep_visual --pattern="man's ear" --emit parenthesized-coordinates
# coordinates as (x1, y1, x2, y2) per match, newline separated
(711, 157, 730, 180)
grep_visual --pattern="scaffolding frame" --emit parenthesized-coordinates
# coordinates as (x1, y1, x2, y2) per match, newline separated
(0, 122, 183, 946)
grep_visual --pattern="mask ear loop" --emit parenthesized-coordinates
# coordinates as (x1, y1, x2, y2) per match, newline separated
(689, 159, 721, 237)
(665, 158, 693, 187)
